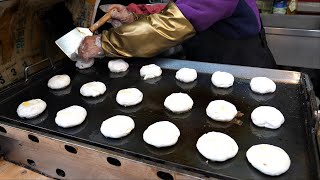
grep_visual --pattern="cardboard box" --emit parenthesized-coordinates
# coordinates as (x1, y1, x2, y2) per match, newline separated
(65, 0, 99, 27)
(0, 0, 65, 90)
(0, 0, 100, 91)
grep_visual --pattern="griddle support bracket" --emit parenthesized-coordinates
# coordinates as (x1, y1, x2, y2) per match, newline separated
(24, 58, 55, 82)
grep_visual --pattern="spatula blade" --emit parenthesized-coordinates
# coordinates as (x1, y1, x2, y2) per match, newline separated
(55, 27, 93, 61)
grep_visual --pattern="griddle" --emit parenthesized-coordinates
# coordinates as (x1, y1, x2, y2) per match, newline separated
(0, 58, 319, 179)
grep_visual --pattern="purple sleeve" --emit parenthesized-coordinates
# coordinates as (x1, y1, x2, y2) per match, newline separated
(176, 0, 239, 32)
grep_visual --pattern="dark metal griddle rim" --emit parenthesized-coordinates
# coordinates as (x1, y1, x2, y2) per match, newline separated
(0, 58, 319, 179)
(300, 73, 320, 180)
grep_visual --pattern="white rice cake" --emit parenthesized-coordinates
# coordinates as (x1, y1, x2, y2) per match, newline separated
(206, 100, 238, 122)
(108, 59, 129, 73)
(140, 64, 162, 80)
(100, 115, 135, 138)
(47, 74, 71, 90)
(164, 93, 193, 113)
(17, 99, 47, 119)
(143, 121, 180, 148)
(80, 81, 106, 97)
(250, 77, 276, 94)
(55, 105, 87, 128)
(211, 71, 234, 88)
(196, 131, 238, 162)
(251, 106, 285, 129)
(246, 144, 290, 176)
(116, 88, 143, 107)
(175, 68, 197, 83)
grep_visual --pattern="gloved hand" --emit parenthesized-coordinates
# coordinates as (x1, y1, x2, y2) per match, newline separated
(99, 4, 135, 28)
(78, 35, 105, 61)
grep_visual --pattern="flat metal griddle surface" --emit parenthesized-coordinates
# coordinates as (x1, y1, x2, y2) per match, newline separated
(0, 59, 318, 179)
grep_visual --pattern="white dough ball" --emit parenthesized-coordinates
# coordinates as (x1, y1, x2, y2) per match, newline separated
(250, 77, 276, 94)
(206, 100, 238, 122)
(175, 68, 197, 83)
(196, 131, 238, 162)
(211, 71, 234, 88)
(246, 144, 291, 176)
(251, 106, 285, 129)
(100, 115, 135, 138)
(17, 99, 47, 119)
(164, 93, 194, 113)
(76, 60, 94, 69)
(143, 121, 180, 148)
(116, 88, 143, 106)
(140, 64, 162, 80)
(80, 81, 106, 97)
(55, 105, 87, 128)
(47, 74, 71, 90)
(108, 59, 129, 73)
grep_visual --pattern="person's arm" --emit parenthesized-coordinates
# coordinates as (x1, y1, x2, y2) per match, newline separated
(100, 1, 238, 30)
(99, 3, 166, 28)
(175, 0, 239, 32)
(100, 2, 195, 58)
(78, 1, 239, 60)
(101, 0, 240, 58)
(78, 2, 194, 60)
(126, 3, 166, 15)
(99, 4, 136, 28)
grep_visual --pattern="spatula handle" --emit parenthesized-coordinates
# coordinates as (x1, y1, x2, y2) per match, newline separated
(89, 8, 117, 32)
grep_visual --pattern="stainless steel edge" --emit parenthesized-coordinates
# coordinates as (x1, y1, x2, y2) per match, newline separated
(154, 58, 302, 84)
(298, 2, 320, 13)
(265, 27, 320, 38)
(261, 14, 320, 30)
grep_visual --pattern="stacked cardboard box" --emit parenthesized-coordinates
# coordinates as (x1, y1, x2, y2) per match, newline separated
(0, 0, 98, 91)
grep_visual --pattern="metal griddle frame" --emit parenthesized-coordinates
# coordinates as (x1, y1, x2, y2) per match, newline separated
(0, 58, 319, 179)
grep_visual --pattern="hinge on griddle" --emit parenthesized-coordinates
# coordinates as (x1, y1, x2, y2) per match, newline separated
(24, 58, 55, 82)
(316, 110, 320, 123)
